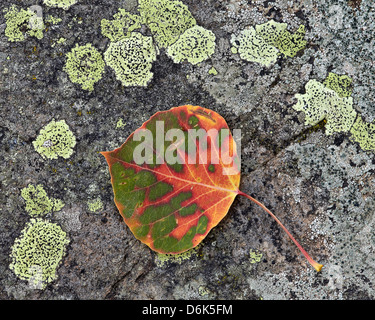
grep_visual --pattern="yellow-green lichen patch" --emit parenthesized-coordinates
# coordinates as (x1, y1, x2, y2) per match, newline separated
(155, 245, 199, 267)
(9, 218, 69, 289)
(3, 5, 44, 42)
(21, 184, 64, 217)
(33, 119, 76, 160)
(293, 79, 357, 135)
(273, 24, 307, 58)
(116, 118, 126, 129)
(208, 66, 218, 75)
(323, 72, 353, 98)
(45, 15, 62, 25)
(249, 249, 263, 264)
(137, 0, 196, 48)
(350, 116, 375, 151)
(104, 32, 158, 87)
(230, 27, 280, 67)
(231, 20, 307, 66)
(64, 43, 106, 91)
(87, 197, 104, 213)
(43, 0, 77, 10)
(101, 9, 142, 42)
(166, 25, 216, 65)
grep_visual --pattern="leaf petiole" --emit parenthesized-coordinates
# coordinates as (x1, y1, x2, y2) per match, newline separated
(238, 191, 323, 272)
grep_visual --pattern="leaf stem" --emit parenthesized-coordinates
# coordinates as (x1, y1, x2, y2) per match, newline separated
(238, 191, 323, 272)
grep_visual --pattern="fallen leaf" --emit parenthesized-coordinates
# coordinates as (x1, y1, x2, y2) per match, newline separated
(101, 105, 323, 271)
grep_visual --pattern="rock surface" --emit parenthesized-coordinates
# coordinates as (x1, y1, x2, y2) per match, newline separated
(0, 0, 374, 300)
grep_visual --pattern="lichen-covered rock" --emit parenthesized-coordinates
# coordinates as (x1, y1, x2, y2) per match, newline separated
(3, 5, 44, 42)
(64, 43, 106, 92)
(104, 32, 158, 87)
(293, 79, 356, 135)
(166, 26, 216, 65)
(231, 27, 279, 67)
(101, 9, 142, 42)
(21, 184, 65, 217)
(43, 0, 77, 10)
(137, 0, 196, 48)
(9, 219, 69, 289)
(32, 119, 76, 160)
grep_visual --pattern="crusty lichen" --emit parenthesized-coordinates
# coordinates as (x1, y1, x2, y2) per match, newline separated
(43, 0, 77, 10)
(231, 20, 306, 66)
(9, 218, 69, 289)
(104, 32, 158, 87)
(33, 119, 76, 160)
(293, 79, 356, 135)
(231, 27, 279, 67)
(101, 9, 142, 42)
(323, 72, 353, 98)
(21, 184, 64, 217)
(350, 116, 375, 151)
(87, 197, 104, 213)
(137, 0, 196, 48)
(64, 43, 106, 91)
(166, 25, 216, 65)
(3, 5, 44, 42)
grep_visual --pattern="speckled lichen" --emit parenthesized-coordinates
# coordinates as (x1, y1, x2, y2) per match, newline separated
(350, 116, 375, 151)
(155, 246, 199, 267)
(249, 249, 263, 264)
(87, 198, 104, 213)
(116, 118, 126, 129)
(64, 43, 105, 91)
(231, 20, 306, 66)
(43, 0, 77, 10)
(208, 67, 218, 75)
(104, 32, 158, 87)
(273, 24, 307, 58)
(101, 9, 142, 42)
(293, 79, 356, 135)
(9, 218, 69, 289)
(3, 5, 44, 42)
(45, 15, 62, 25)
(231, 27, 279, 67)
(33, 119, 76, 160)
(21, 184, 64, 217)
(323, 72, 353, 98)
(137, 0, 196, 48)
(166, 25, 216, 65)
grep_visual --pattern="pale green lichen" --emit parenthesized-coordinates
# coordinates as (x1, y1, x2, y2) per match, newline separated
(293, 79, 357, 135)
(64, 43, 105, 91)
(43, 0, 77, 10)
(230, 27, 279, 67)
(21, 184, 64, 217)
(104, 32, 158, 87)
(3, 5, 44, 42)
(274, 24, 307, 58)
(101, 9, 142, 42)
(208, 67, 218, 75)
(350, 116, 375, 151)
(45, 15, 62, 25)
(249, 249, 263, 264)
(231, 20, 306, 66)
(116, 118, 126, 129)
(9, 218, 69, 289)
(323, 72, 353, 98)
(87, 197, 104, 213)
(137, 0, 196, 48)
(155, 245, 199, 267)
(33, 119, 76, 160)
(166, 25, 216, 65)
